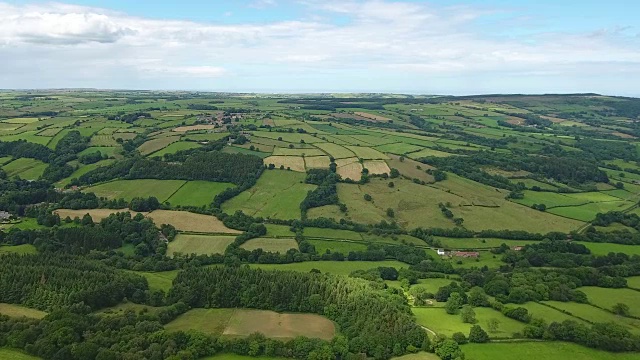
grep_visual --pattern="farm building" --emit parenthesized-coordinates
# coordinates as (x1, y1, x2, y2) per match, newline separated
(436, 249, 447, 256)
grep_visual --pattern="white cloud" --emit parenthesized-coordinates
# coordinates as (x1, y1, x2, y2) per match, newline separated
(0, 1, 638, 94)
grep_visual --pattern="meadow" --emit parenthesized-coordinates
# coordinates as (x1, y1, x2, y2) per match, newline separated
(462, 342, 640, 360)
(240, 238, 299, 253)
(166, 180, 234, 207)
(167, 234, 236, 256)
(412, 306, 526, 338)
(0, 303, 47, 319)
(146, 210, 241, 234)
(250, 260, 409, 276)
(222, 170, 314, 220)
(0, 348, 40, 360)
(2, 158, 47, 180)
(83, 179, 186, 202)
(579, 287, 640, 317)
(165, 308, 336, 340)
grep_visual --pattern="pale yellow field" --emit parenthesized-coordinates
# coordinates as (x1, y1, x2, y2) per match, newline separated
(172, 124, 217, 132)
(0, 303, 47, 319)
(167, 234, 236, 256)
(147, 210, 241, 234)
(55, 208, 141, 221)
(363, 160, 390, 175)
(354, 112, 391, 121)
(305, 156, 331, 169)
(337, 161, 363, 181)
(335, 157, 359, 167)
(240, 238, 299, 253)
(263, 156, 306, 172)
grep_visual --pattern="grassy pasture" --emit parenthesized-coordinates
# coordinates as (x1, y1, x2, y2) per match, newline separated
(0, 303, 47, 319)
(544, 301, 640, 334)
(345, 145, 389, 159)
(166, 181, 234, 207)
(89, 134, 118, 146)
(2, 117, 40, 124)
(265, 224, 294, 237)
(627, 276, 640, 290)
(222, 170, 314, 220)
(147, 210, 241, 234)
(135, 270, 180, 292)
(577, 242, 640, 256)
(580, 287, 640, 317)
(263, 156, 306, 172)
(462, 342, 640, 360)
(240, 238, 299, 253)
(413, 278, 458, 295)
(1, 131, 52, 146)
(308, 239, 367, 254)
(0, 348, 40, 360)
(137, 135, 180, 155)
(436, 237, 539, 249)
(548, 201, 633, 222)
(412, 306, 526, 338)
(363, 160, 391, 175)
(313, 142, 355, 158)
(250, 260, 408, 276)
(407, 148, 455, 158)
(390, 353, 440, 360)
(167, 234, 235, 256)
(54, 208, 133, 222)
(165, 308, 336, 340)
(304, 227, 364, 240)
(0, 244, 37, 255)
(2, 158, 47, 180)
(84, 179, 185, 202)
(518, 301, 587, 325)
(272, 147, 325, 157)
(375, 142, 423, 154)
(148, 141, 201, 157)
(336, 160, 363, 181)
(78, 146, 119, 158)
(56, 159, 115, 187)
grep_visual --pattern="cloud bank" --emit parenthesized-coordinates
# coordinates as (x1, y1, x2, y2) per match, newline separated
(0, 1, 638, 95)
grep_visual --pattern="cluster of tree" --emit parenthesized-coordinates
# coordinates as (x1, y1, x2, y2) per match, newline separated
(0, 178, 58, 214)
(107, 112, 152, 123)
(168, 266, 425, 359)
(300, 169, 341, 217)
(576, 138, 638, 161)
(77, 150, 107, 164)
(0, 253, 147, 310)
(75, 151, 263, 187)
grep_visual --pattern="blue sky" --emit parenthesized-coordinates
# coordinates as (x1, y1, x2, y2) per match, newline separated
(0, 0, 639, 95)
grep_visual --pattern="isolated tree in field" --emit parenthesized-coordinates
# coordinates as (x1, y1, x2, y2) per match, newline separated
(612, 303, 630, 316)
(386, 208, 395, 218)
(468, 287, 489, 307)
(487, 318, 500, 333)
(390, 168, 400, 178)
(452, 332, 467, 344)
(461, 305, 476, 324)
(468, 325, 489, 343)
(445, 292, 463, 314)
(364, 194, 372, 201)
(388, 181, 395, 188)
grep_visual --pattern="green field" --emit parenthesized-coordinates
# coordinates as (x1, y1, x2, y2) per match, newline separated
(240, 238, 299, 252)
(167, 234, 236, 256)
(308, 239, 367, 254)
(628, 276, 640, 290)
(148, 141, 202, 157)
(412, 306, 526, 338)
(166, 181, 234, 207)
(265, 224, 295, 237)
(0, 348, 40, 360)
(413, 278, 459, 294)
(580, 287, 640, 317)
(0, 244, 37, 255)
(2, 158, 47, 180)
(436, 237, 539, 249)
(578, 242, 640, 256)
(462, 342, 640, 360)
(250, 260, 408, 276)
(132, 270, 180, 292)
(0, 303, 47, 319)
(518, 302, 588, 325)
(202, 354, 286, 360)
(544, 301, 640, 334)
(222, 170, 315, 219)
(55, 159, 115, 187)
(84, 179, 186, 202)
(303, 227, 364, 240)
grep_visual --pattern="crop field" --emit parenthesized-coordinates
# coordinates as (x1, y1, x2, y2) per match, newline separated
(222, 170, 314, 220)
(165, 308, 336, 340)
(2, 158, 47, 180)
(412, 306, 526, 338)
(250, 260, 408, 276)
(336, 159, 363, 181)
(149, 141, 201, 157)
(345, 145, 388, 159)
(0, 303, 47, 319)
(147, 210, 241, 234)
(272, 147, 325, 157)
(304, 155, 330, 169)
(167, 234, 236, 256)
(240, 238, 299, 252)
(363, 160, 391, 175)
(580, 287, 640, 317)
(83, 179, 186, 202)
(263, 156, 306, 172)
(0, 348, 40, 360)
(462, 342, 640, 360)
(166, 181, 234, 207)
(54, 208, 134, 221)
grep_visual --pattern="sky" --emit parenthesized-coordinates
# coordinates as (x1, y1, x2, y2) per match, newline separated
(1, 0, 639, 95)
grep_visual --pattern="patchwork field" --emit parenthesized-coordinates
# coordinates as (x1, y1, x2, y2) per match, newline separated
(83, 179, 186, 202)
(412, 306, 526, 338)
(138, 135, 181, 155)
(263, 156, 306, 172)
(167, 234, 236, 256)
(222, 170, 314, 220)
(250, 260, 408, 276)
(544, 301, 640, 334)
(580, 287, 640, 317)
(55, 208, 135, 221)
(165, 308, 335, 340)
(2, 158, 47, 180)
(149, 141, 202, 157)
